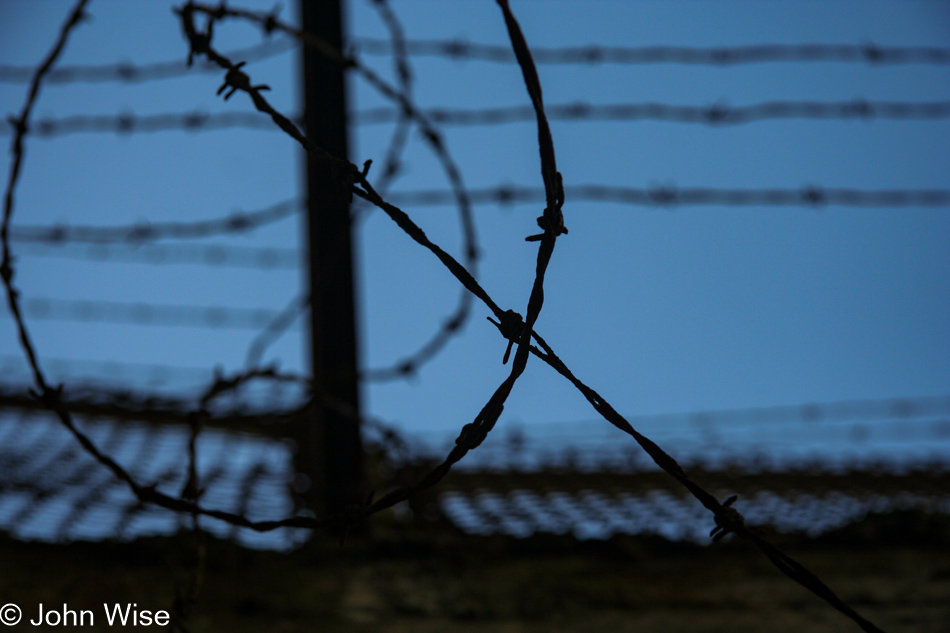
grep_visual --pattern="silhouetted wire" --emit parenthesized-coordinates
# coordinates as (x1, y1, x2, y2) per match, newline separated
(3, 0, 91, 392)
(15, 241, 299, 269)
(182, 4, 891, 627)
(386, 184, 950, 209)
(8, 99, 949, 138)
(353, 38, 950, 66)
(0, 37, 296, 84)
(2, 0, 456, 540)
(0, 4, 899, 629)
(9, 0, 523, 536)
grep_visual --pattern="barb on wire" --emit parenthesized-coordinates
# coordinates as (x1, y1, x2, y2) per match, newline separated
(0, 37, 296, 84)
(386, 184, 950, 209)
(11, 197, 301, 243)
(356, 99, 950, 127)
(353, 38, 950, 67)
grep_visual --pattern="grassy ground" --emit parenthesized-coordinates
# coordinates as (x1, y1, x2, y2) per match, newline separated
(2, 511, 948, 632)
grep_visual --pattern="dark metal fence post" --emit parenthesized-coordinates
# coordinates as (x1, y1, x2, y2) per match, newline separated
(295, 0, 364, 522)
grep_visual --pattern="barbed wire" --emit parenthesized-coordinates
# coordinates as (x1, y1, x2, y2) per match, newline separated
(4, 3, 482, 390)
(0, 2, 898, 630)
(7, 296, 286, 330)
(10, 185, 949, 263)
(386, 184, 950, 209)
(0, 110, 285, 138)
(7, 99, 949, 139)
(0, 37, 296, 84)
(2, 375, 944, 447)
(353, 38, 950, 67)
(15, 240, 299, 269)
(11, 183, 948, 260)
(3, 0, 90, 396)
(357, 99, 950, 127)
(2, 39, 946, 88)
(11, 197, 300, 243)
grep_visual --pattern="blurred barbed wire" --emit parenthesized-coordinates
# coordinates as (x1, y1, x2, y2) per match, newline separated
(2, 2, 940, 628)
(11, 197, 300, 243)
(11, 185, 949, 256)
(2, 40, 946, 88)
(10, 296, 284, 330)
(386, 184, 950, 209)
(6, 99, 949, 139)
(0, 37, 295, 84)
(15, 241, 299, 269)
(358, 99, 950, 126)
(353, 39, 950, 66)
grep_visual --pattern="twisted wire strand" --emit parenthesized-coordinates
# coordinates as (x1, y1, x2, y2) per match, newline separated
(7, 99, 948, 139)
(353, 38, 950, 67)
(3, 39, 946, 87)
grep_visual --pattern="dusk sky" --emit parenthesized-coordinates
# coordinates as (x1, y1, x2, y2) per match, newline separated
(1, 1, 948, 466)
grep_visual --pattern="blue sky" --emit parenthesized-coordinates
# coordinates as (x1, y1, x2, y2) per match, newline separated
(1, 1, 948, 463)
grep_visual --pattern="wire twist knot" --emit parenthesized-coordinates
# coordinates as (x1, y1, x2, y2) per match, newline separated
(217, 62, 271, 100)
(710, 494, 745, 542)
(487, 309, 524, 364)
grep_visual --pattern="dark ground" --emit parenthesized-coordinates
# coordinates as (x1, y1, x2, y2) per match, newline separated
(2, 510, 948, 633)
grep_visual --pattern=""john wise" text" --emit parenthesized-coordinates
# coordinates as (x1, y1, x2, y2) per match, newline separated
(29, 603, 170, 627)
